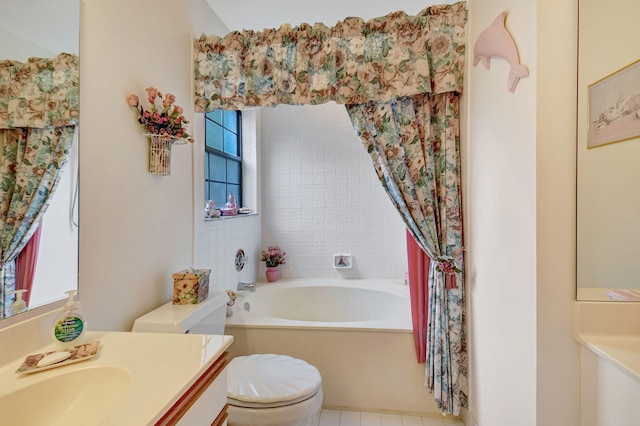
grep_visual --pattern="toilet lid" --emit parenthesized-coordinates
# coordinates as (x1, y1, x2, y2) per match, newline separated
(227, 354, 322, 406)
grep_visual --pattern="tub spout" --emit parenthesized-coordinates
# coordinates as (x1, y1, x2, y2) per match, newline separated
(237, 282, 256, 292)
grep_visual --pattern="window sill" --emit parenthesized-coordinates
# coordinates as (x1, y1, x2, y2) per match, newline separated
(204, 212, 258, 222)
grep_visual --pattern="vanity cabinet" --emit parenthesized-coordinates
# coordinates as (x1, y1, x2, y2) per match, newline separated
(0, 308, 233, 426)
(580, 346, 640, 425)
(156, 352, 230, 426)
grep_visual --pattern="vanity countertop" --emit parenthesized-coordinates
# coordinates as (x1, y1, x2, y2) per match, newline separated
(577, 333, 640, 382)
(0, 330, 233, 425)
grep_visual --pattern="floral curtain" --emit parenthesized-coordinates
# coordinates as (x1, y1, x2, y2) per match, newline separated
(0, 53, 79, 128)
(0, 127, 75, 317)
(194, 3, 466, 111)
(193, 2, 466, 415)
(347, 93, 466, 414)
(0, 53, 79, 317)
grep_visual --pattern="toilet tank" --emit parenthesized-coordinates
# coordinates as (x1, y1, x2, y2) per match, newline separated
(132, 291, 228, 335)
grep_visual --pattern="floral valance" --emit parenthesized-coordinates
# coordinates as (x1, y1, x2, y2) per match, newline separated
(0, 53, 79, 129)
(194, 2, 466, 111)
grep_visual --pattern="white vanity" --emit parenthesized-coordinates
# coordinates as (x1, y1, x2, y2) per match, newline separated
(576, 303, 640, 426)
(0, 308, 232, 425)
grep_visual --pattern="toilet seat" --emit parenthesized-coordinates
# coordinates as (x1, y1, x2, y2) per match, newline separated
(227, 354, 322, 408)
(228, 390, 320, 409)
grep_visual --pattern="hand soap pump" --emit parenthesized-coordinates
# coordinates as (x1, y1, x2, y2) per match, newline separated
(7, 289, 27, 315)
(52, 290, 87, 348)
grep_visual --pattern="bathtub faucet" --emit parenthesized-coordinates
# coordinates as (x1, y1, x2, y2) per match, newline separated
(237, 282, 256, 292)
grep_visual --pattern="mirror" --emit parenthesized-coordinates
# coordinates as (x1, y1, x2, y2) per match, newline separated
(0, 0, 80, 317)
(577, 0, 640, 301)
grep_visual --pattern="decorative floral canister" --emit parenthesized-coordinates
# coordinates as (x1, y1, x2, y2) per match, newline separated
(172, 268, 210, 304)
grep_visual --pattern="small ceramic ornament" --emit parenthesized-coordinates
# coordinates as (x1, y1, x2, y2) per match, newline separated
(473, 11, 529, 93)
(226, 289, 238, 317)
(205, 200, 220, 218)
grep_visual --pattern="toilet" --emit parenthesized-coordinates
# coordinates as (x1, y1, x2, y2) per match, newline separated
(132, 292, 323, 426)
(227, 353, 323, 426)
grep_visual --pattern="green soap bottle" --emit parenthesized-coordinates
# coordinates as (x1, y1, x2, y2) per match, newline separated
(52, 290, 87, 348)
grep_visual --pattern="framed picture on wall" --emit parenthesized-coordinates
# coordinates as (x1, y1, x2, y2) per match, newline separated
(588, 58, 640, 148)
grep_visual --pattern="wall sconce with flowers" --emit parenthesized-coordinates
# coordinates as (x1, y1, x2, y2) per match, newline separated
(127, 87, 194, 175)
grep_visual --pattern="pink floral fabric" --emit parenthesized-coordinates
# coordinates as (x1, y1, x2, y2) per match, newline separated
(194, 2, 466, 111)
(0, 53, 78, 317)
(0, 126, 75, 318)
(0, 53, 79, 129)
(347, 93, 466, 415)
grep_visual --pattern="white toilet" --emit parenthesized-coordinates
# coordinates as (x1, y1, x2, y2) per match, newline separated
(227, 353, 323, 426)
(132, 292, 323, 426)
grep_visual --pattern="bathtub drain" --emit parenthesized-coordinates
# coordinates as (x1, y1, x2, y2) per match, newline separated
(244, 302, 251, 312)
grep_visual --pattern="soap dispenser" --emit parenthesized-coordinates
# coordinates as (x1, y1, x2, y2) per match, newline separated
(52, 290, 87, 348)
(7, 289, 27, 315)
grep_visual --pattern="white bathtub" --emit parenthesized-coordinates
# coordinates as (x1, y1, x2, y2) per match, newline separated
(225, 278, 441, 416)
(226, 278, 411, 330)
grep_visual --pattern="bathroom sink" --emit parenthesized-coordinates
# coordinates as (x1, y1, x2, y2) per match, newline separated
(0, 366, 130, 426)
(0, 331, 233, 425)
(578, 334, 640, 381)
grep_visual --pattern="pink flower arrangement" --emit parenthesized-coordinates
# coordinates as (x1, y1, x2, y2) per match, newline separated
(127, 87, 194, 142)
(260, 246, 287, 267)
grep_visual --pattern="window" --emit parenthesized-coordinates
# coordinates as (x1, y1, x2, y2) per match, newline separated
(204, 110, 242, 208)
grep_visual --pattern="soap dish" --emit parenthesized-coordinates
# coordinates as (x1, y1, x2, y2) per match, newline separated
(15, 340, 101, 375)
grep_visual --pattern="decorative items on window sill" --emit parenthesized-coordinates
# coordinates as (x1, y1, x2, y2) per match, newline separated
(205, 200, 221, 218)
(204, 210, 255, 221)
(220, 193, 239, 216)
(205, 195, 254, 219)
(127, 87, 194, 175)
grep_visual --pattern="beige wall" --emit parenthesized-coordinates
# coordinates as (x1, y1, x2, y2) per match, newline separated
(535, 0, 580, 424)
(466, 0, 579, 425)
(465, 0, 537, 421)
(79, 0, 227, 331)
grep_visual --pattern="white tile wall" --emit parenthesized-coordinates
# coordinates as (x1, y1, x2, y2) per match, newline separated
(260, 103, 407, 279)
(195, 215, 260, 293)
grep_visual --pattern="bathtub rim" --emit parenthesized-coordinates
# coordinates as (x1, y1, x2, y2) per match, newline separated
(225, 278, 413, 333)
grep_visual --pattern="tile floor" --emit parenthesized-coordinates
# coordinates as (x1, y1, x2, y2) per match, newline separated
(317, 410, 465, 426)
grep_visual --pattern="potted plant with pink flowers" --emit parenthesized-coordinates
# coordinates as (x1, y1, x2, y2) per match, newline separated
(127, 87, 194, 175)
(260, 246, 286, 282)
